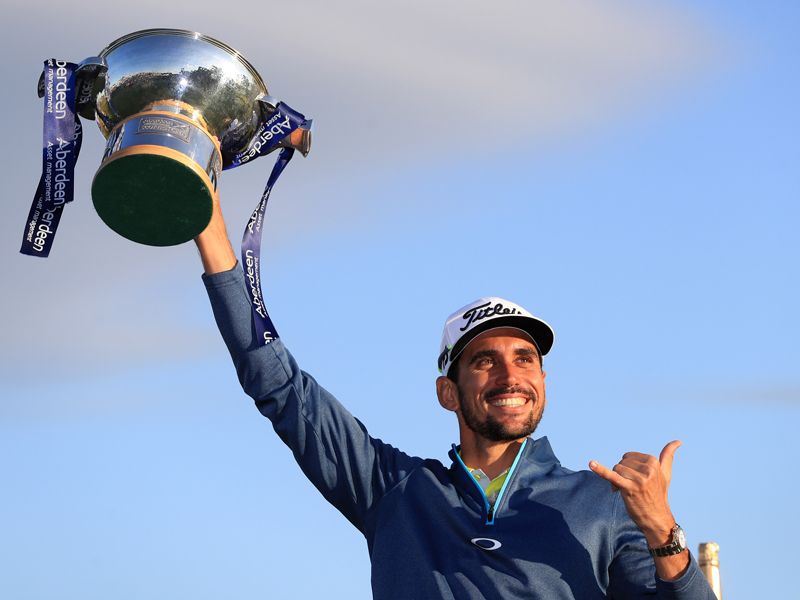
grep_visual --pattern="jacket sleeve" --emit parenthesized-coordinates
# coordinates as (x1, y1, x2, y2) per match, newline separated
(607, 493, 717, 599)
(203, 266, 423, 531)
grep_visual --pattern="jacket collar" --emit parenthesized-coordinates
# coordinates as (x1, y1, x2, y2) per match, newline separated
(448, 436, 561, 514)
(454, 436, 561, 466)
(448, 436, 561, 481)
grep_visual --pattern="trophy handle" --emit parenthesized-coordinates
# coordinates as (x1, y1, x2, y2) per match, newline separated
(75, 57, 108, 120)
(257, 96, 313, 157)
(280, 120, 313, 157)
(257, 94, 280, 114)
(37, 56, 108, 121)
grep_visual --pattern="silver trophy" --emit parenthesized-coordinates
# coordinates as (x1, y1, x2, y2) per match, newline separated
(72, 28, 311, 246)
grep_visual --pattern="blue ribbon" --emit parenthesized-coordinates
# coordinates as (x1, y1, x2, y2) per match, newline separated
(20, 59, 81, 257)
(236, 102, 309, 344)
(226, 103, 308, 170)
(241, 148, 295, 344)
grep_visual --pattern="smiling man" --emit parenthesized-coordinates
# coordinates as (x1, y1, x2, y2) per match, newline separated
(195, 197, 715, 599)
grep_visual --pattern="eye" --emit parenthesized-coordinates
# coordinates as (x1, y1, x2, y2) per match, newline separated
(515, 355, 536, 367)
(474, 356, 494, 368)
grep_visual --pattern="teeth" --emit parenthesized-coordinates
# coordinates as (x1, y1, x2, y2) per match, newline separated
(489, 397, 527, 407)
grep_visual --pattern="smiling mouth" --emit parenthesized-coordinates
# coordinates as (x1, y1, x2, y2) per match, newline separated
(488, 397, 529, 407)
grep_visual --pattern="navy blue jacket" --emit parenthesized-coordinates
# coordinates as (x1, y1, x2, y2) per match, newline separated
(204, 267, 715, 599)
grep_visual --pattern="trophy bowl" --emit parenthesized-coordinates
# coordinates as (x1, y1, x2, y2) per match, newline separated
(89, 29, 279, 246)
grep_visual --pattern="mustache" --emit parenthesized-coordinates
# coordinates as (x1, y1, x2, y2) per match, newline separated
(484, 386, 538, 401)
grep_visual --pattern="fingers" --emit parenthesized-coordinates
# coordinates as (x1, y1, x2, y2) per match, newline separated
(594, 460, 655, 491)
(621, 452, 657, 465)
(589, 460, 629, 492)
(612, 462, 647, 483)
(659, 440, 682, 484)
(591, 440, 682, 492)
(209, 189, 224, 220)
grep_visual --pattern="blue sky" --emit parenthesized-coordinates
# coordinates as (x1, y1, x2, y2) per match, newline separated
(1, 1, 797, 598)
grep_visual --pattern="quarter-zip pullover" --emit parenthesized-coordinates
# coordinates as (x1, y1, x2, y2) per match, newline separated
(204, 266, 715, 599)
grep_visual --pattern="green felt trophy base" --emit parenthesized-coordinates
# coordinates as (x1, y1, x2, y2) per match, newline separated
(92, 152, 214, 247)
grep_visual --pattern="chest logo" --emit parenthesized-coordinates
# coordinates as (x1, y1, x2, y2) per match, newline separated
(471, 537, 502, 551)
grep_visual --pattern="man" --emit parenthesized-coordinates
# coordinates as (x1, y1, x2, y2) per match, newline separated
(195, 197, 715, 599)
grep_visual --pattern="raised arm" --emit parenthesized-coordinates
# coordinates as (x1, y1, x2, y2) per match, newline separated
(194, 191, 237, 275)
(193, 193, 423, 530)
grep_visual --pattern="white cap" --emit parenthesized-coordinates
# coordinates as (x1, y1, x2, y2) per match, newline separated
(437, 297, 554, 376)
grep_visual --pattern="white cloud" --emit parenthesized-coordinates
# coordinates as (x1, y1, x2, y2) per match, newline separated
(0, 0, 725, 380)
(6, 0, 721, 159)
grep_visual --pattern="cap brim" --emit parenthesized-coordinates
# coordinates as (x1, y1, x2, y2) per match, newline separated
(448, 315, 554, 373)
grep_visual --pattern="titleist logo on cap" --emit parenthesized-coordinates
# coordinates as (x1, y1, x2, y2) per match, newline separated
(460, 301, 520, 331)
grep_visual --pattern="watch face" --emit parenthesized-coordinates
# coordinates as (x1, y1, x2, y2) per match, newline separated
(676, 528, 687, 548)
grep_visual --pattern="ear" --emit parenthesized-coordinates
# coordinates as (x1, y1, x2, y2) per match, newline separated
(436, 376, 459, 412)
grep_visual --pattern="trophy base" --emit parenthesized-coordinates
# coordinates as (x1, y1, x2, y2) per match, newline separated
(92, 149, 214, 246)
(92, 107, 222, 247)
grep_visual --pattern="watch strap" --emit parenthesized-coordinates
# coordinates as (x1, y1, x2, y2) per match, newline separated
(648, 524, 686, 557)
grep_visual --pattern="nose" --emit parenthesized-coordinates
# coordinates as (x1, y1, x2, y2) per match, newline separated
(493, 358, 519, 386)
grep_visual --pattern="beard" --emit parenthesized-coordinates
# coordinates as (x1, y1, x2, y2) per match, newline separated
(458, 385, 543, 442)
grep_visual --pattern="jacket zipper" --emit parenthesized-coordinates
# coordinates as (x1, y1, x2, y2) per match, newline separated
(453, 449, 491, 518)
(486, 439, 527, 524)
(454, 439, 528, 525)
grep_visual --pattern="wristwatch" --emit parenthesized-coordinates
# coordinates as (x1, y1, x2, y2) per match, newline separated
(648, 524, 687, 557)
